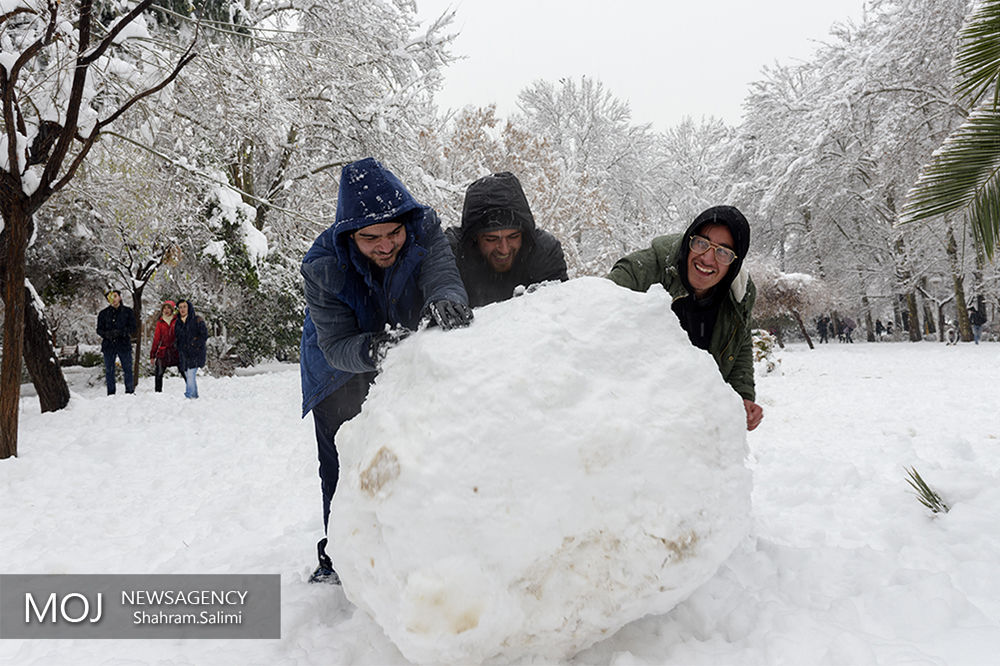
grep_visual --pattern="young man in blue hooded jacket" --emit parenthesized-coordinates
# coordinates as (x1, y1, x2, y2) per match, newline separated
(299, 157, 472, 584)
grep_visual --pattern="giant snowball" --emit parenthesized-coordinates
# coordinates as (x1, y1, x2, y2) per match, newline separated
(330, 276, 752, 664)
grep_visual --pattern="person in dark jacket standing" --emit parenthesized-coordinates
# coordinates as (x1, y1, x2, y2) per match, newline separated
(818, 315, 831, 343)
(96, 289, 138, 395)
(300, 157, 471, 584)
(149, 300, 178, 393)
(968, 305, 987, 344)
(607, 205, 763, 431)
(174, 299, 207, 399)
(445, 172, 567, 307)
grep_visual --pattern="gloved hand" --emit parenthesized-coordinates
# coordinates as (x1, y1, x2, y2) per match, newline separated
(368, 327, 412, 368)
(426, 300, 473, 331)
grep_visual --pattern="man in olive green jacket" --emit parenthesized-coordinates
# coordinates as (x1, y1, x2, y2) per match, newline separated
(607, 205, 763, 431)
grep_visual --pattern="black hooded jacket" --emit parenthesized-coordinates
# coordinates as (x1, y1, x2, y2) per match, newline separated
(445, 172, 568, 307)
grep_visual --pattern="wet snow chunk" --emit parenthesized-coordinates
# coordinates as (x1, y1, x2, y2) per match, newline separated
(330, 276, 752, 664)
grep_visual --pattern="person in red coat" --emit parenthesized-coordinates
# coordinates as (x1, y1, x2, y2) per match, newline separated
(149, 300, 178, 392)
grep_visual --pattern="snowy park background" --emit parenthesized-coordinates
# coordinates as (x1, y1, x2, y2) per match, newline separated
(4, 331, 999, 665)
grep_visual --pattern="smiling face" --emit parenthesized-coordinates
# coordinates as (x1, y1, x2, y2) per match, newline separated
(476, 228, 522, 273)
(352, 221, 407, 268)
(686, 224, 734, 298)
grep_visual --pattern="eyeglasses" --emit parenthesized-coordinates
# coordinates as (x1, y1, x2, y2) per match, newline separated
(689, 235, 738, 266)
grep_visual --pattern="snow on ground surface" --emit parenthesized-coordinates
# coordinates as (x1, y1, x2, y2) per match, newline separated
(3, 338, 1000, 665)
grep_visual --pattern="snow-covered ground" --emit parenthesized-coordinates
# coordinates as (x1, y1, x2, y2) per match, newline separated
(3, 339, 1000, 665)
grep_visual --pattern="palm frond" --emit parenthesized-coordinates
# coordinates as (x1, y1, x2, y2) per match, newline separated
(955, 0, 1000, 106)
(904, 467, 950, 515)
(968, 160, 1000, 258)
(901, 108, 1000, 258)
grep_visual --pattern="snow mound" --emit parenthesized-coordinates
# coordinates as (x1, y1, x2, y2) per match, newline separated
(330, 276, 752, 664)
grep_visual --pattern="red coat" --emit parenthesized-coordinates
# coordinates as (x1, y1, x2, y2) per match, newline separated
(150, 317, 179, 366)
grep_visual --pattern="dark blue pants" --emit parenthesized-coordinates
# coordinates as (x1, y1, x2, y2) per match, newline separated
(312, 371, 375, 533)
(103, 344, 134, 394)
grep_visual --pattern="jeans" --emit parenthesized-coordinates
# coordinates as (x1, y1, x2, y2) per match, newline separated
(183, 367, 199, 398)
(154, 359, 170, 392)
(312, 371, 375, 532)
(103, 345, 134, 395)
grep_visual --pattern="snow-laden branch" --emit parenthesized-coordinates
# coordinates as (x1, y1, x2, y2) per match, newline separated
(101, 130, 331, 229)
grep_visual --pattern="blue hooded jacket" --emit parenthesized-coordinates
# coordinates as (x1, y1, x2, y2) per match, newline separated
(299, 158, 468, 416)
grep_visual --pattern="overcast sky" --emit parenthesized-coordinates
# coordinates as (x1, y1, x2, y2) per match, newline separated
(415, 1, 870, 130)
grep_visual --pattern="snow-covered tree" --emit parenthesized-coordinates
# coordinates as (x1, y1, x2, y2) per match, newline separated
(740, 0, 973, 341)
(0, 0, 194, 458)
(138, 0, 454, 353)
(751, 263, 829, 348)
(516, 77, 673, 271)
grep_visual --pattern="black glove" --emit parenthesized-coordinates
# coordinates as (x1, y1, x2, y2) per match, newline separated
(426, 300, 473, 331)
(368, 327, 412, 368)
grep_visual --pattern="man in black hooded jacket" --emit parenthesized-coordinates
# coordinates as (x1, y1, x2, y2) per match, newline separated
(446, 172, 568, 307)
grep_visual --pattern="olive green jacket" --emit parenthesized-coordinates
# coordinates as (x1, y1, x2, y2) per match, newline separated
(607, 233, 756, 401)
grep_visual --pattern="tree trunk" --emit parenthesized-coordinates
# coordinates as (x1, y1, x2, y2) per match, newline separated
(132, 285, 144, 385)
(23, 284, 70, 412)
(0, 231, 70, 418)
(953, 274, 972, 341)
(801, 207, 827, 280)
(790, 309, 814, 349)
(855, 262, 875, 342)
(892, 235, 923, 342)
(0, 205, 29, 459)
(919, 282, 936, 336)
(945, 225, 972, 341)
(905, 292, 921, 342)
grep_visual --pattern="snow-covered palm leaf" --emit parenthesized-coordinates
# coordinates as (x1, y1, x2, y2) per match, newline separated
(954, 0, 1000, 107)
(902, 108, 1000, 258)
(903, 0, 1000, 259)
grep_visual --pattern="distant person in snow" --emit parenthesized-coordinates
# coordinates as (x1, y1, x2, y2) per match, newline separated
(149, 300, 178, 393)
(299, 157, 471, 585)
(606, 205, 763, 431)
(842, 317, 856, 343)
(968, 305, 987, 344)
(446, 172, 567, 307)
(96, 289, 137, 395)
(174, 299, 208, 399)
(817, 315, 830, 344)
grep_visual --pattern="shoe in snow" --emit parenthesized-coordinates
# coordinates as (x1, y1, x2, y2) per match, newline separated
(309, 564, 341, 585)
(309, 537, 341, 585)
